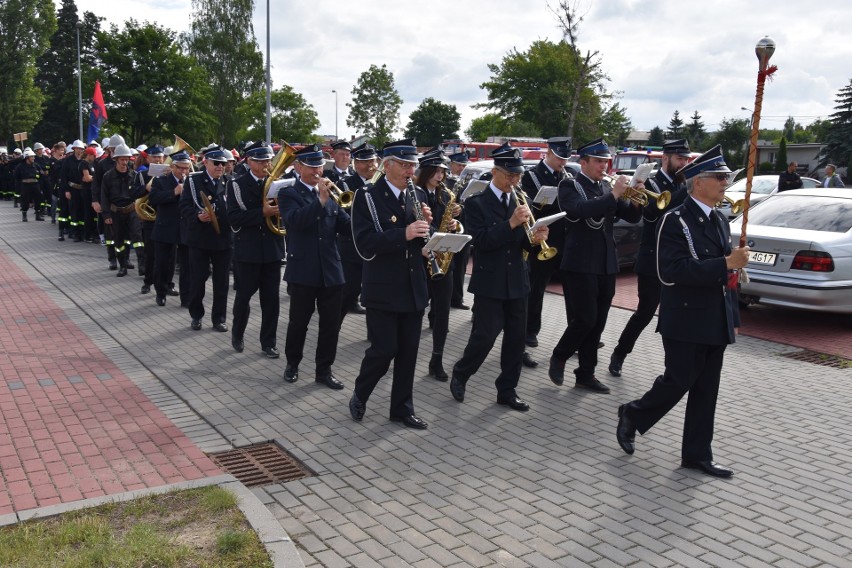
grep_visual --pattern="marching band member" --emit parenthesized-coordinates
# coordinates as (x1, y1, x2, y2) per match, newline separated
(348, 138, 432, 429)
(280, 144, 350, 388)
(323, 140, 353, 185)
(138, 145, 166, 289)
(449, 145, 547, 412)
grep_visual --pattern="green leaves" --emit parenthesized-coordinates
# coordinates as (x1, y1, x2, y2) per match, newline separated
(236, 86, 321, 144)
(346, 64, 402, 148)
(403, 98, 460, 147)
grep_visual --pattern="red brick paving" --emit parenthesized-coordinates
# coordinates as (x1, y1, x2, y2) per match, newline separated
(0, 249, 221, 516)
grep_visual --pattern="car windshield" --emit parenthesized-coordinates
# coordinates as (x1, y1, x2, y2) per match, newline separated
(727, 177, 776, 194)
(612, 154, 648, 170)
(748, 195, 852, 233)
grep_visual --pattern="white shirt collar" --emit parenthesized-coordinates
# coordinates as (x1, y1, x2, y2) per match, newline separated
(690, 195, 714, 220)
(490, 182, 509, 201)
(387, 179, 404, 200)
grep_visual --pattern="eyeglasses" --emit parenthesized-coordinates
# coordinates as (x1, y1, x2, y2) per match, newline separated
(702, 173, 729, 181)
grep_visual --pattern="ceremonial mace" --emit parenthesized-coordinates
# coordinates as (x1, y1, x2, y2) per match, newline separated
(739, 36, 777, 249)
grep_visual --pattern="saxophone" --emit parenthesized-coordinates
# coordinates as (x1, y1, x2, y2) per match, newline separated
(431, 182, 462, 277)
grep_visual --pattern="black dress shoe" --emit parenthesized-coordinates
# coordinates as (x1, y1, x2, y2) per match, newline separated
(58, 235, 65, 242)
(283, 363, 299, 383)
(155, 296, 166, 307)
(616, 404, 636, 455)
(262, 346, 280, 359)
(190, 319, 202, 331)
(390, 414, 428, 429)
(450, 301, 470, 310)
(548, 357, 565, 386)
(450, 376, 466, 402)
(232, 336, 244, 353)
(428, 354, 448, 381)
(609, 352, 624, 377)
(349, 304, 367, 314)
(497, 395, 530, 412)
(681, 460, 734, 478)
(575, 377, 610, 393)
(525, 333, 538, 347)
(167, 287, 179, 297)
(116, 266, 128, 277)
(316, 374, 344, 390)
(212, 322, 228, 332)
(349, 394, 365, 421)
(109, 260, 118, 270)
(141, 284, 151, 294)
(522, 352, 538, 368)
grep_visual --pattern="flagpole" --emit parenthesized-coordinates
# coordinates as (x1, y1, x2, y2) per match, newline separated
(76, 21, 83, 141)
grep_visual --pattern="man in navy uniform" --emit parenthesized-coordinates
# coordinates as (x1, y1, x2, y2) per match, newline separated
(323, 140, 353, 185)
(522, 136, 572, 351)
(348, 138, 433, 429)
(548, 138, 642, 393)
(609, 139, 691, 377)
(338, 142, 379, 322)
(227, 142, 285, 358)
(149, 150, 192, 307)
(280, 144, 350, 388)
(450, 145, 549, 412)
(446, 151, 472, 310)
(180, 147, 232, 331)
(137, 145, 166, 289)
(616, 145, 749, 478)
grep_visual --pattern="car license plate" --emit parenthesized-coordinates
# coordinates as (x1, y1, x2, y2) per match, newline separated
(748, 251, 776, 265)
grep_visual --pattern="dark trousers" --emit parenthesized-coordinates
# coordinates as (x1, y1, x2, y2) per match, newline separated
(338, 259, 363, 325)
(552, 271, 616, 381)
(56, 193, 69, 234)
(141, 221, 155, 285)
(99, 214, 116, 262)
(614, 272, 662, 358)
(232, 261, 282, 350)
(187, 246, 232, 324)
(428, 269, 454, 354)
(624, 337, 726, 462)
(354, 309, 423, 419)
(453, 295, 526, 398)
(19, 184, 40, 213)
(105, 211, 142, 264)
(526, 250, 561, 336)
(450, 244, 471, 305)
(285, 282, 343, 376)
(152, 241, 185, 299)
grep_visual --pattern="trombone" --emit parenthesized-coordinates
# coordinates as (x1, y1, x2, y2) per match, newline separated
(323, 179, 354, 208)
(604, 173, 671, 209)
(512, 185, 557, 261)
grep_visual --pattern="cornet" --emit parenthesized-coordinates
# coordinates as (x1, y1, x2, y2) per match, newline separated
(512, 185, 557, 261)
(323, 179, 354, 208)
(603, 174, 671, 210)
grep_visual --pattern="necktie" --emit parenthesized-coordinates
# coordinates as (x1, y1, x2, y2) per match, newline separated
(709, 212, 725, 248)
(501, 193, 509, 218)
(398, 191, 406, 213)
(428, 191, 436, 209)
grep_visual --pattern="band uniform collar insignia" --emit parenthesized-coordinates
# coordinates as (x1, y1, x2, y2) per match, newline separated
(391, 215, 397, 223)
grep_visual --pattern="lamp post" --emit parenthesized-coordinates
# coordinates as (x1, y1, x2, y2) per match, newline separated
(264, 0, 272, 143)
(331, 89, 338, 140)
(76, 22, 83, 142)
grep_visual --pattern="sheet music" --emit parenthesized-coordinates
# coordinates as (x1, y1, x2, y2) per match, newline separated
(533, 185, 559, 205)
(423, 232, 472, 254)
(530, 212, 566, 232)
(630, 163, 656, 187)
(266, 178, 296, 199)
(147, 163, 170, 178)
(460, 179, 489, 201)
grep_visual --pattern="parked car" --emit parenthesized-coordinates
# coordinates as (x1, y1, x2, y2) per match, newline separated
(720, 174, 820, 219)
(731, 188, 852, 314)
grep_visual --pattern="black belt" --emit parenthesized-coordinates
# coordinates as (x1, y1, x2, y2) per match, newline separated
(68, 182, 82, 189)
(110, 203, 135, 214)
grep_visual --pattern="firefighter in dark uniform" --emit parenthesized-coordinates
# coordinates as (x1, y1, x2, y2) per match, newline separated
(338, 142, 378, 323)
(9, 148, 24, 206)
(33, 143, 52, 219)
(60, 140, 85, 241)
(522, 137, 572, 351)
(92, 135, 124, 270)
(279, 144, 350, 388)
(348, 139, 433, 430)
(449, 145, 547, 412)
(226, 143, 285, 357)
(609, 139, 691, 377)
(323, 140, 354, 185)
(548, 138, 642, 393)
(137, 145, 166, 291)
(180, 148, 232, 331)
(446, 151, 472, 310)
(15, 148, 44, 222)
(100, 144, 145, 277)
(616, 145, 749, 478)
(149, 151, 191, 307)
(49, 143, 67, 235)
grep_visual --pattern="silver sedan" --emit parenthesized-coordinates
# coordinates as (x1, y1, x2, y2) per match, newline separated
(720, 174, 820, 219)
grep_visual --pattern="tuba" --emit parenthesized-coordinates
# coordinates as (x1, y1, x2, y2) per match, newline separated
(263, 142, 297, 236)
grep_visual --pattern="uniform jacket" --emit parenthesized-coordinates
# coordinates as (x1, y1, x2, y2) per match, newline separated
(227, 172, 285, 263)
(13, 160, 42, 194)
(91, 155, 114, 204)
(149, 173, 184, 245)
(656, 197, 740, 346)
(338, 173, 368, 263)
(521, 160, 568, 240)
(635, 169, 688, 276)
(351, 177, 429, 312)
(100, 167, 145, 220)
(179, 171, 231, 250)
(279, 179, 349, 286)
(558, 173, 642, 274)
(465, 186, 533, 300)
(323, 165, 354, 185)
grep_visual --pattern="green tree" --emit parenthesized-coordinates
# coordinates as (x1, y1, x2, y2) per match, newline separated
(96, 20, 215, 145)
(686, 110, 707, 150)
(819, 79, 852, 168)
(0, 0, 57, 146)
(708, 117, 750, 167)
(403, 98, 460, 147)
(667, 110, 684, 139)
(346, 64, 403, 148)
(648, 126, 665, 147)
(783, 116, 797, 141)
(775, 136, 788, 172)
(182, 0, 264, 146)
(477, 39, 608, 141)
(599, 102, 632, 147)
(465, 113, 505, 141)
(236, 85, 320, 143)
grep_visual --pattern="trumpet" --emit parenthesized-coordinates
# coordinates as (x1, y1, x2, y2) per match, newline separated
(323, 179, 354, 208)
(512, 185, 557, 261)
(603, 174, 671, 209)
(719, 195, 746, 215)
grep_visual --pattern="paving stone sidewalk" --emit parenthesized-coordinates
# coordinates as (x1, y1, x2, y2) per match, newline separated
(2, 205, 851, 567)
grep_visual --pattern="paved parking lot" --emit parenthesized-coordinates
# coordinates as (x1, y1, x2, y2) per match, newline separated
(2, 202, 851, 567)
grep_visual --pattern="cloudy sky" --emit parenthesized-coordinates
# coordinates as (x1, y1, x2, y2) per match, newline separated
(73, 0, 852, 142)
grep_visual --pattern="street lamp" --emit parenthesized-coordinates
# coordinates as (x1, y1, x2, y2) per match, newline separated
(76, 22, 83, 141)
(331, 90, 338, 140)
(264, 0, 271, 143)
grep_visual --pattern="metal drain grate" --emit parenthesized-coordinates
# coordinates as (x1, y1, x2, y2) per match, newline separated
(780, 350, 852, 369)
(208, 441, 314, 487)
